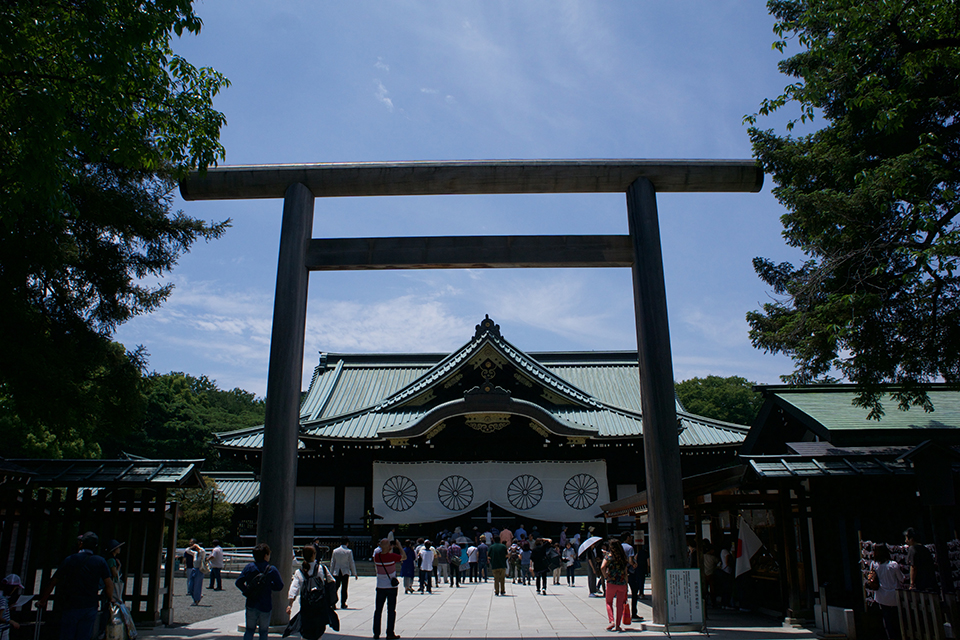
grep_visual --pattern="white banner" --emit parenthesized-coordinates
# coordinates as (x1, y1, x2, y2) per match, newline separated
(373, 460, 610, 524)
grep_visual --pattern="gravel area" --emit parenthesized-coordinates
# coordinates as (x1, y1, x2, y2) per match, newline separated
(167, 583, 246, 627)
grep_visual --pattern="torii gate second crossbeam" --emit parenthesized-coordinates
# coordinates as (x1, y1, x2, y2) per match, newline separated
(181, 159, 763, 626)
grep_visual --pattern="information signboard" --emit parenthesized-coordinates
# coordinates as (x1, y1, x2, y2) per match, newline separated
(666, 569, 703, 625)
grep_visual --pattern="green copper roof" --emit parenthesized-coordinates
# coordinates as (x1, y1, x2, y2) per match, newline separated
(207, 472, 260, 505)
(216, 317, 749, 452)
(768, 386, 960, 432)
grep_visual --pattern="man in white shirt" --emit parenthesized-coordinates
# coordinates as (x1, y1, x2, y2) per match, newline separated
(418, 541, 435, 593)
(467, 544, 479, 583)
(330, 536, 358, 609)
(207, 540, 225, 590)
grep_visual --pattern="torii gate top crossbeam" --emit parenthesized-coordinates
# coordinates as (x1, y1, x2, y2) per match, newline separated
(180, 159, 762, 200)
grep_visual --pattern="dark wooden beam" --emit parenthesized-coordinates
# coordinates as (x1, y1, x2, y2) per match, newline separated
(304, 235, 634, 270)
(180, 159, 762, 200)
(627, 177, 686, 625)
(258, 182, 313, 626)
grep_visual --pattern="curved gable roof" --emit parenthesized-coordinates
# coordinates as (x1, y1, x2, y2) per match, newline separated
(215, 316, 749, 449)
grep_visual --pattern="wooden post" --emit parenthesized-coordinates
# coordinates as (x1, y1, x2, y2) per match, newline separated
(161, 500, 178, 626)
(626, 177, 687, 625)
(258, 182, 315, 625)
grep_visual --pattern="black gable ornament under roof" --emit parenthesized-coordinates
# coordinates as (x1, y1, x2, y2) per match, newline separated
(474, 314, 501, 340)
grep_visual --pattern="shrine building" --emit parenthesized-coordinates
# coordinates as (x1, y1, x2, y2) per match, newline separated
(214, 316, 748, 535)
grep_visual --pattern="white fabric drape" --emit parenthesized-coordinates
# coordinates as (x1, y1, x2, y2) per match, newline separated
(373, 460, 610, 524)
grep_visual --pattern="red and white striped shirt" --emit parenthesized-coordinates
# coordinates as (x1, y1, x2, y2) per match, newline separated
(374, 551, 401, 589)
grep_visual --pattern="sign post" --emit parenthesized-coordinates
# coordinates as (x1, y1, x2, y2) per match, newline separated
(662, 569, 707, 635)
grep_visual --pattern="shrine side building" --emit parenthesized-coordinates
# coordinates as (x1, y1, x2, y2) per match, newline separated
(215, 317, 747, 535)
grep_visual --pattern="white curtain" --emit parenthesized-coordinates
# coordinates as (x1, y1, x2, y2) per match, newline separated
(373, 460, 610, 524)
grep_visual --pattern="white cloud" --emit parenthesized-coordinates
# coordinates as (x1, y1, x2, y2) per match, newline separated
(374, 79, 393, 111)
(375, 57, 390, 72)
(420, 87, 439, 94)
(678, 307, 751, 349)
(305, 296, 472, 354)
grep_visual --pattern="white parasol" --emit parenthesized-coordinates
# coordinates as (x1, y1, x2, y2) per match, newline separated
(578, 536, 602, 557)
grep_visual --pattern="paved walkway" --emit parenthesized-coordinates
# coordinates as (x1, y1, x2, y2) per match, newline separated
(140, 576, 818, 639)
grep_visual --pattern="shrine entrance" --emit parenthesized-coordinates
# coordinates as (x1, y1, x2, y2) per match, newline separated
(181, 159, 762, 625)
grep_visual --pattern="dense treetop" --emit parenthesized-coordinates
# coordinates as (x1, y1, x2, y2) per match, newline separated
(0, 0, 229, 455)
(746, 0, 960, 416)
(675, 376, 764, 427)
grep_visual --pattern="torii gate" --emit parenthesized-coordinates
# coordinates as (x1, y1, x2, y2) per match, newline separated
(181, 159, 762, 625)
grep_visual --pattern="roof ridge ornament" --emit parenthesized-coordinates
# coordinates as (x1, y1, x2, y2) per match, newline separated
(474, 314, 501, 340)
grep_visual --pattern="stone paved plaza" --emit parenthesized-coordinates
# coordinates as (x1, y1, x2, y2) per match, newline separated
(141, 576, 819, 639)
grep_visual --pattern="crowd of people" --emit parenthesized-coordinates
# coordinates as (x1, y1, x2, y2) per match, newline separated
(371, 525, 651, 637)
(20, 525, 649, 640)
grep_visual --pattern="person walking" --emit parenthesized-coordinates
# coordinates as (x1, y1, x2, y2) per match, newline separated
(508, 543, 521, 583)
(437, 541, 450, 585)
(99, 539, 125, 638)
(208, 540, 225, 591)
(185, 540, 206, 605)
(1, 575, 24, 640)
(904, 527, 937, 592)
(447, 541, 462, 587)
(520, 541, 532, 586)
(620, 532, 639, 624)
(488, 536, 508, 596)
(330, 537, 358, 609)
(373, 538, 404, 640)
(459, 546, 470, 584)
(552, 542, 563, 585)
(286, 545, 335, 640)
(237, 543, 284, 640)
(631, 533, 649, 618)
(467, 543, 479, 583)
(183, 539, 195, 596)
(477, 539, 489, 582)
(417, 541, 435, 594)
(563, 541, 577, 586)
(602, 538, 630, 632)
(586, 543, 602, 597)
(38, 532, 117, 640)
(872, 543, 905, 640)
(531, 539, 550, 595)
(400, 540, 415, 594)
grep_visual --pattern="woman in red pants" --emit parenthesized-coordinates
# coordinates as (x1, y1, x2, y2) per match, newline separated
(601, 539, 631, 632)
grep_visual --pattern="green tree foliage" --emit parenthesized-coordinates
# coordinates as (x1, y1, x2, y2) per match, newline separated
(675, 376, 763, 426)
(745, 0, 960, 417)
(0, 342, 145, 458)
(114, 372, 265, 466)
(0, 1, 230, 457)
(172, 477, 234, 546)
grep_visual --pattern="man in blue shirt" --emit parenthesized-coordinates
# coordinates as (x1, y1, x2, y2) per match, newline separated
(38, 532, 116, 640)
(236, 543, 284, 640)
(477, 540, 489, 582)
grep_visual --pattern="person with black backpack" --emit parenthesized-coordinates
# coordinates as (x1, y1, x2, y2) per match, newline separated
(236, 543, 284, 640)
(285, 545, 337, 640)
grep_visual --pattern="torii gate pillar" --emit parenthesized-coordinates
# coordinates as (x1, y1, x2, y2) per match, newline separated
(627, 177, 687, 624)
(258, 182, 314, 624)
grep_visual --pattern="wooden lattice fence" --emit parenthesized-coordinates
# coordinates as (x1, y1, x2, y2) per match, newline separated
(0, 485, 174, 628)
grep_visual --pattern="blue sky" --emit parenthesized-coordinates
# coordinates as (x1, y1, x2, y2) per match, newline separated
(115, 1, 809, 397)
